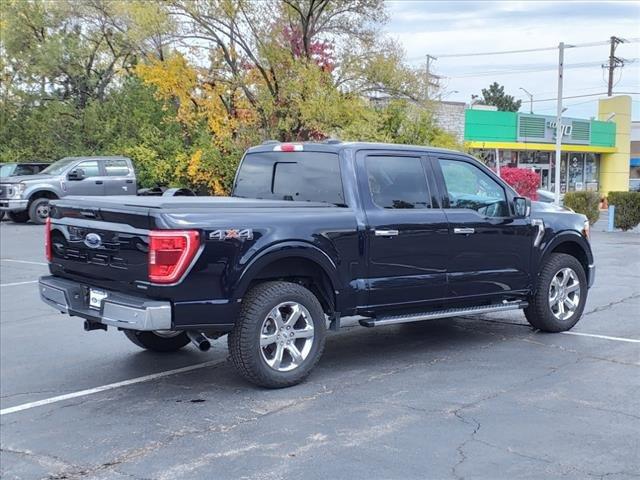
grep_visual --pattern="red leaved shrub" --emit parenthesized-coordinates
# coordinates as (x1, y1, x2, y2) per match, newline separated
(499, 167, 540, 200)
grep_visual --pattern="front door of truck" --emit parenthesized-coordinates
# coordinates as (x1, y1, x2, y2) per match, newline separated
(357, 151, 449, 310)
(430, 154, 533, 299)
(64, 160, 105, 196)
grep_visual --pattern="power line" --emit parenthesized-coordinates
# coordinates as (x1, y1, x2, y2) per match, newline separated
(518, 91, 639, 103)
(430, 37, 639, 59)
(443, 58, 638, 79)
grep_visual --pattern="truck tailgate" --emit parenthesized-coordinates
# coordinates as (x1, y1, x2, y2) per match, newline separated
(48, 198, 154, 293)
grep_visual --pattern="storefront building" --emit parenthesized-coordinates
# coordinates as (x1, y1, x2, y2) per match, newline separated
(464, 95, 632, 196)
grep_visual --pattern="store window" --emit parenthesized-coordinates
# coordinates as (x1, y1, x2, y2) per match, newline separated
(519, 151, 550, 165)
(584, 153, 599, 191)
(567, 153, 585, 191)
(471, 149, 497, 170)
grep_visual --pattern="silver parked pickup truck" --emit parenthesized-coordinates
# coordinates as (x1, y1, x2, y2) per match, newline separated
(0, 156, 136, 224)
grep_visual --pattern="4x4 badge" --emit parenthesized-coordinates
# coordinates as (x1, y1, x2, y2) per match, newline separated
(209, 229, 253, 241)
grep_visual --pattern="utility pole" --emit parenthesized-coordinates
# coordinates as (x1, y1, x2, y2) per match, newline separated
(604, 36, 624, 96)
(426, 54, 437, 100)
(554, 42, 565, 206)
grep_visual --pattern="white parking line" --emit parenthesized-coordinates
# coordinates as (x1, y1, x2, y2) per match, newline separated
(0, 360, 224, 416)
(560, 331, 640, 344)
(0, 259, 48, 266)
(0, 280, 38, 287)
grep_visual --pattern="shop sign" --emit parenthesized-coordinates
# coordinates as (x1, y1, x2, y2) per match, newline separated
(546, 120, 572, 138)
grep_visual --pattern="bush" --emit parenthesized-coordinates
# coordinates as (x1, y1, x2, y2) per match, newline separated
(564, 191, 600, 225)
(500, 167, 540, 200)
(607, 191, 640, 231)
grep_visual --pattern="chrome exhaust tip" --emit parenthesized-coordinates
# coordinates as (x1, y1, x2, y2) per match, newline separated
(186, 331, 211, 352)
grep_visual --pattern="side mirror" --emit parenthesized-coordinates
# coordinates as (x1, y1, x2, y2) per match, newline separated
(513, 196, 531, 218)
(68, 168, 85, 181)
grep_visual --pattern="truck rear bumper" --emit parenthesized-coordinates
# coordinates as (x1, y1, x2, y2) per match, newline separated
(39, 275, 172, 331)
(0, 199, 28, 212)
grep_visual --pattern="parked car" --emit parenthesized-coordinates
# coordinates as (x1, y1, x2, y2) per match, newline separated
(39, 142, 594, 388)
(0, 156, 136, 224)
(0, 162, 51, 220)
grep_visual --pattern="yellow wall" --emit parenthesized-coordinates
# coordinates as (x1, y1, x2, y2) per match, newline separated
(598, 96, 631, 196)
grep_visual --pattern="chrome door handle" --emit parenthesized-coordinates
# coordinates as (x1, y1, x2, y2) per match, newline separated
(454, 227, 475, 234)
(375, 229, 399, 237)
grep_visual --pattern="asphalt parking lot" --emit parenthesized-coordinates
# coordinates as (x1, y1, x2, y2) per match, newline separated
(1, 220, 639, 480)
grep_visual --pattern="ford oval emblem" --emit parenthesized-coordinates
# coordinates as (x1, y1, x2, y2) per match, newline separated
(84, 233, 102, 249)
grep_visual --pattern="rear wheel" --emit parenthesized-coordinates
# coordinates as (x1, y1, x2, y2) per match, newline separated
(28, 198, 51, 224)
(8, 210, 29, 223)
(228, 281, 326, 388)
(0, 211, 5, 221)
(525, 253, 587, 332)
(123, 330, 190, 352)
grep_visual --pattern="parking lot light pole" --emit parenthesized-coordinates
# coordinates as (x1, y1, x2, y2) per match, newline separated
(519, 87, 533, 114)
(554, 42, 565, 206)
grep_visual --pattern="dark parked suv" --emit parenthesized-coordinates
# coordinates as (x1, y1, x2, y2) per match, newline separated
(39, 142, 594, 388)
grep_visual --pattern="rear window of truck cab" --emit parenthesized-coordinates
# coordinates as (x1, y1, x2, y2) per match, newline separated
(233, 151, 345, 206)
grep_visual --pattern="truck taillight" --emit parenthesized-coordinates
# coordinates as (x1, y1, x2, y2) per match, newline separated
(45, 217, 52, 262)
(148, 230, 200, 284)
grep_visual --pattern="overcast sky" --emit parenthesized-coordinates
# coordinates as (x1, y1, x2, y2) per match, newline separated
(385, 1, 640, 120)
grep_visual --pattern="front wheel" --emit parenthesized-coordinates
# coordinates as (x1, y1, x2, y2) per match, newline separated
(228, 281, 327, 388)
(525, 253, 587, 332)
(28, 198, 51, 224)
(123, 330, 191, 352)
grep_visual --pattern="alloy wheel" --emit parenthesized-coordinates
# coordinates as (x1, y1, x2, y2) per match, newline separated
(548, 267, 581, 321)
(259, 302, 315, 372)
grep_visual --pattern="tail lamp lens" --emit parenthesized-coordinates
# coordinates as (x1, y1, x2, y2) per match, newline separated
(148, 230, 200, 284)
(45, 217, 52, 262)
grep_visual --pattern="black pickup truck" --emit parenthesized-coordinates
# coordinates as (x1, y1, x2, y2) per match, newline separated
(39, 142, 595, 388)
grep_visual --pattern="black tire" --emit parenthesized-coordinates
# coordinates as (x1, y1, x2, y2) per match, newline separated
(228, 281, 327, 388)
(8, 210, 29, 223)
(0, 211, 5, 221)
(123, 330, 191, 352)
(28, 198, 51, 224)
(525, 253, 588, 332)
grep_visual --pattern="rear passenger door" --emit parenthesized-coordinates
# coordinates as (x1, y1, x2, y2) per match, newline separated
(103, 159, 136, 195)
(357, 151, 449, 310)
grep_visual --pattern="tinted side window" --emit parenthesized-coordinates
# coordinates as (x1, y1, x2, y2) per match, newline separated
(14, 165, 36, 175)
(75, 161, 100, 178)
(104, 159, 130, 176)
(365, 156, 430, 209)
(234, 152, 344, 205)
(439, 159, 508, 217)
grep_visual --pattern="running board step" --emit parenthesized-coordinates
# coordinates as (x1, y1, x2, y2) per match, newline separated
(359, 301, 527, 328)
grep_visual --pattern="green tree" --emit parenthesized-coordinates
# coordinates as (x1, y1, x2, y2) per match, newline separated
(475, 82, 522, 112)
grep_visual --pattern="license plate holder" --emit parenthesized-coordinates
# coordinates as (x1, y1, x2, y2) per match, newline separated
(89, 288, 108, 310)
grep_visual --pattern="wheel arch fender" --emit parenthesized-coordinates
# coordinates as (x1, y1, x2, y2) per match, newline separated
(232, 241, 341, 311)
(25, 187, 60, 203)
(538, 231, 593, 283)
